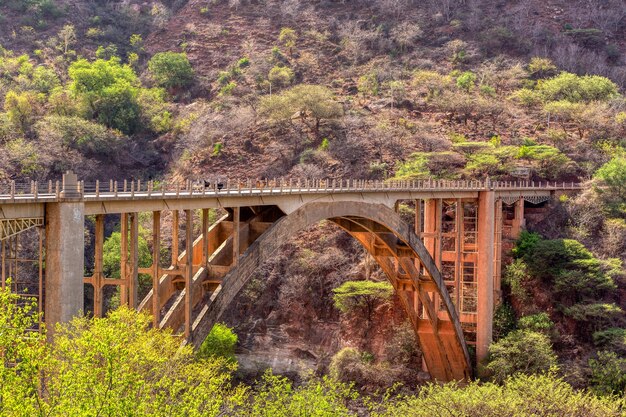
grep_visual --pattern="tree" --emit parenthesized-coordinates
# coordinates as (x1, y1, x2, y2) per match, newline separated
(4, 90, 39, 134)
(485, 329, 557, 383)
(57, 24, 76, 55)
(332, 280, 394, 320)
(589, 351, 626, 396)
(69, 57, 141, 134)
(595, 155, 626, 197)
(259, 84, 343, 135)
(148, 52, 194, 89)
(278, 27, 297, 55)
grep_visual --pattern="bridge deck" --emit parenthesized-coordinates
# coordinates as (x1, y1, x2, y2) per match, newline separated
(0, 179, 581, 218)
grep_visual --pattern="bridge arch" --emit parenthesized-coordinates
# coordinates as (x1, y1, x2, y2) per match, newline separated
(191, 200, 472, 381)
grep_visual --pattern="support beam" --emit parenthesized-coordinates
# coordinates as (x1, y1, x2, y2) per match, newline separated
(93, 214, 104, 317)
(202, 209, 209, 267)
(120, 213, 128, 305)
(172, 210, 179, 266)
(128, 212, 139, 308)
(511, 199, 524, 239)
(45, 201, 85, 332)
(232, 207, 240, 266)
(152, 211, 161, 327)
(185, 209, 193, 338)
(476, 190, 495, 364)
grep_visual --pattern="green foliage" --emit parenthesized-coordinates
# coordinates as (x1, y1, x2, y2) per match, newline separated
(212, 142, 223, 156)
(527, 57, 558, 79)
(456, 71, 476, 92)
(137, 88, 172, 133)
(589, 351, 626, 396)
(35, 115, 124, 157)
(278, 27, 297, 53)
(358, 72, 380, 96)
(198, 323, 238, 363)
(595, 155, 626, 197)
(518, 313, 554, 335)
(563, 303, 623, 330)
(268, 65, 294, 88)
(375, 373, 622, 416)
(0, 295, 241, 417)
(503, 258, 530, 301)
(148, 52, 194, 89)
(512, 230, 541, 258)
(522, 238, 617, 301)
(69, 57, 141, 133)
(332, 280, 394, 316)
(260, 84, 343, 133)
(485, 330, 557, 383)
(5, 137, 42, 176)
(4, 90, 39, 133)
(493, 303, 517, 341)
(593, 328, 626, 354)
(237, 371, 357, 416)
(538, 72, 619, 103)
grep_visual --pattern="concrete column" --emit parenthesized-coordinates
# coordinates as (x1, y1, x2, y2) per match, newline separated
(184, 209, 193, 338)
(93, 214, 104, 318)
(232, 207, 240, 266)
(511, 199, 524, 239)
(171, 210, 179, 266)
(152, 211, 161, 327)
(202, 209, 209, 267)
(476, 190, 495, 364)
(120, 213, 128, 305)
(45, 200, 85, 330)
(128, 213, 139, 308)
(494, 200, 503, 304)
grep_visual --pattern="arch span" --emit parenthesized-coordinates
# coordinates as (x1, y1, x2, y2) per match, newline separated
(190, 201, 472, 381)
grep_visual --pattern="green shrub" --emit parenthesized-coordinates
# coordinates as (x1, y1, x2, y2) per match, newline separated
(512, 231, 541, 258)
(268, 65, 294, 88)
(456, 71, 476, 92)
(198, 323, 238, 362)
(518, 313, 554, 336)
(594, 155, 626, 197)
(485, 330, 557, 383)
(503, 259, 530, 301)
(493, 303, 517, 341)
(589, 351, 626, 396)
(593, 328, 626, 354)
(538, 72, 619, 103)
(148, 52, 194, 89)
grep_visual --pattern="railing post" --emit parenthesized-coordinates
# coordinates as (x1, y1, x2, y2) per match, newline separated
(109, 179, 113, 192)
(96, 180, 100, 197)
(114, 181, 118, 197)
(124, 179, 127, 193)
(131, 181, 135, 197)
(55, 181, 59, 199)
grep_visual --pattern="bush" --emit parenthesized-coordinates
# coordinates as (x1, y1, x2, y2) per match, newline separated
(518, 313, 554, 336)
(198, 323, 238, 362)
(148, 51, 194, 89)
(493, 303, 517, 341)
(589, 351, 626, 396)
(522, 238, 617, 302)
(593, 328, 626, 354)
(538, 72, 619, 103)
(594, 155, 626, 198)
(485, 330, 557, 383)
(268, 66, 294, 88)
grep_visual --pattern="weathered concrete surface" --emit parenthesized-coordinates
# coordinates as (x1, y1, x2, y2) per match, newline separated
(476, 191, 495, 363)
(45, 201, 85, 331)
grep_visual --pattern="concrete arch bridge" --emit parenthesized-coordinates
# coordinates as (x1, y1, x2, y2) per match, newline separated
(0, 173, 580, 381)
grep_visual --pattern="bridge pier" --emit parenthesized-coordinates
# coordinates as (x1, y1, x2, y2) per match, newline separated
(45, 197, 84, 331)
(476, 190, 495, 364)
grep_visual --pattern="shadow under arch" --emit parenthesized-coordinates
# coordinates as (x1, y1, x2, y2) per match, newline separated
(191, 201, 472, 381)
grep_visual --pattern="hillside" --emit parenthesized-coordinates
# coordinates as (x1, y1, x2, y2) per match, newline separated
(1, 0, 626, 399)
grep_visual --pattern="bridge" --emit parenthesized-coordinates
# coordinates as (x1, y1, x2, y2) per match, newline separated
(0, 172, 581, 381)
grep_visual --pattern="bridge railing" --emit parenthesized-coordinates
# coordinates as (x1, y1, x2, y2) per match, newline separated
(0, 175, 584, 202)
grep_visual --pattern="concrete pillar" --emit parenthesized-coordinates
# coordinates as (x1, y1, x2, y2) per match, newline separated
(184, 209, 193, 338)
(93, 214, 104, 318)
(152, 211, 161, 327)
(45, 200, 85, 330)
(476, 190, 495, 364)
(128, 213, 139, 308)
(232, 207, 240, 266)
(511, 199, 524, 239)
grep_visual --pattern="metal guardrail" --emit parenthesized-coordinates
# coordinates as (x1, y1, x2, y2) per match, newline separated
(0, 175, 583, 203)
